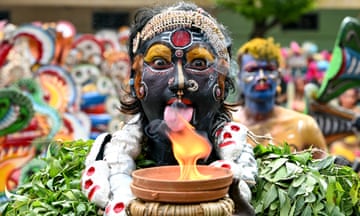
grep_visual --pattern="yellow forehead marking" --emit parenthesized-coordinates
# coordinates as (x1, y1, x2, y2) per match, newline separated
(144, 44, 171, 63)
(144, 45, 215, 64)
(186, 47, 214, 63)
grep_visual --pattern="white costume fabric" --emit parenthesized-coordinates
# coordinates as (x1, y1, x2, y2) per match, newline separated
(81, 115, 257, 216)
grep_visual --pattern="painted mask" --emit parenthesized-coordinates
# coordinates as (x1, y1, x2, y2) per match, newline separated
(239, 53, 279, 104)
(137, 28, 228, 131)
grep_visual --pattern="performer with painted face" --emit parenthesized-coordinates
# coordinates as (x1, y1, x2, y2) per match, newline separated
(81, 2, 257, 216)
(232, 38, 328, 156)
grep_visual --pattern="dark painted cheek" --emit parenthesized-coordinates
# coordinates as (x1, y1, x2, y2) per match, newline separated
(142, 69, 172, 94)
(197, 83, 220, 105)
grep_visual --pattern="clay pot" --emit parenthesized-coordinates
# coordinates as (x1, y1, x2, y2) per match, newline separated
(130, 165, 233, 203)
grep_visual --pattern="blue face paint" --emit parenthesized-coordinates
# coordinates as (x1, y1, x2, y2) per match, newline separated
(238, 54, 279, 114)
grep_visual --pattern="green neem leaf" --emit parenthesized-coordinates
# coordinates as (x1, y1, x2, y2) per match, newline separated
(306, 172, 319, 184)
(278, 188, 287, 205)
(300, 204, 312, 216)
(253, 144, 272, 156)
(281, 143, 292, 155)
(275, 180, 291, 188)
(334, 181, 345, 204)
(76, 203, 86, 214)
(313, 201, 325, 213)
(349, 181, 359, 205)
(136, 159, 156, 168)
(278, 188, 291, 216)
(46, 178, 54, 191)
(263, 182, 274, 191)
(328, 204, 345, 216)
(326, 176, 336, 205)
(304, 174, 318, 193)
(263, 184, 278, 209)
(289, 151, 312, 165)
(254, 201, 264, 214)
(49, 159, 62, 178)
(312, 156, 335, 170)
(294, 196, 305, 215)
(31, 200, 43, 208)
(292, 174, 306, 188)
(63, 191, 77, 200)
(304, 193, 316, 203)
(285, 162, 302, 176)
(293, 183, 307, 198)
(289, 200, 296, 216)
(270, 200, 279, 211)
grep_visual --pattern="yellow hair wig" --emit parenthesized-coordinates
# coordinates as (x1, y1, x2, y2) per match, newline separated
(237, 37, 282, 65)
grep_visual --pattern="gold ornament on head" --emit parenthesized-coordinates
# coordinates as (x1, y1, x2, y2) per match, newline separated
(132, 10, 229, 62)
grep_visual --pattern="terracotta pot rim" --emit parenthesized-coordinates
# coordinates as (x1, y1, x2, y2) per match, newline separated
(131, 165, 233, 202)
(130, 183, 230, 203)
(131, 165, 233, 183)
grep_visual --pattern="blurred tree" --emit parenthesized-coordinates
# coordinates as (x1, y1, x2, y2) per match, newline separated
(214, 0, 316, 39)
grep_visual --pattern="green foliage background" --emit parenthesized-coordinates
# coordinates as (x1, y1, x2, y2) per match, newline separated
(214, 0, 316, 39)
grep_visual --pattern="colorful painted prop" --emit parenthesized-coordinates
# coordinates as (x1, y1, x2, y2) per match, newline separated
(0, 89, 34, 136)
(0, 80, 58, 201)
(0, 20, 134, 210)
(13, 24, 55, 65)
(306, 17, 360, 143)
(53, 20, 76, 65)
(315, 17, 360, 103)
(12, 78, 61, 139)
(70, 34, 104, 66)
(0, 88, 36, 199)
(35, 64, 90, 140)
(0, 22, 58, 204)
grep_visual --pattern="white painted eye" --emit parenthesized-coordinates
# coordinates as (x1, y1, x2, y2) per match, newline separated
(65, 50, 80, 66)
(76, 40, 102, 61)
(112, 61, 130, 80)
(89, 53, 103, 66)
(71, 64, 100, 85)
(105, 96, 121, 116)
(96, 76, 114, 95)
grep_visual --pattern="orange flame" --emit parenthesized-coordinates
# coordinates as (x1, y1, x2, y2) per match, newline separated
(167, 116, 212, 180)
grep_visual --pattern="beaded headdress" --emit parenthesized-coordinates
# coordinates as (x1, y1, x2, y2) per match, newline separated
(132, 9, 230, 62)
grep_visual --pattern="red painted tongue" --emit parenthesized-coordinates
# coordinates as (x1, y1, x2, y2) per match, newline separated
(164, 105, 193, 132)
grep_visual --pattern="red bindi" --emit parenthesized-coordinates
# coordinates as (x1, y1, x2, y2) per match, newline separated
(171, 30, 191, 47)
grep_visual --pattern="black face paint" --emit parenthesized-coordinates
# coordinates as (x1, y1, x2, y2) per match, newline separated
(139, 29, 223, 131)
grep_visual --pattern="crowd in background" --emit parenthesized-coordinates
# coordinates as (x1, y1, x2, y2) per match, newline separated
(276, 40, 360, 163)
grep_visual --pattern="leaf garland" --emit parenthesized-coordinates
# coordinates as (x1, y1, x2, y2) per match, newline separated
(252, 143, 360, 216)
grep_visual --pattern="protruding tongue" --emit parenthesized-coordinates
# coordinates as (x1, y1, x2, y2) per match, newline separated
(164, 104, 193, 132)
